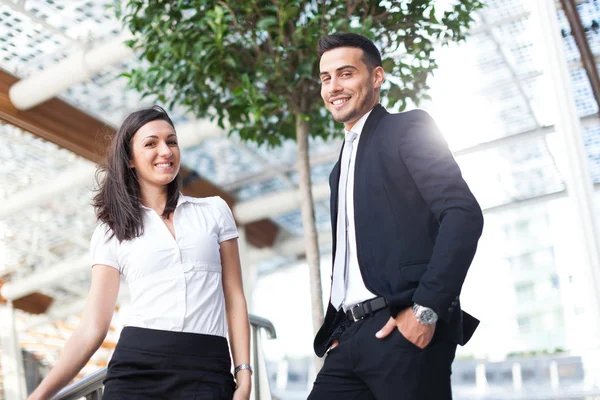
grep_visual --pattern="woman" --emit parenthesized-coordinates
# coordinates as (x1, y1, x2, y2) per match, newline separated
(28, 106, 251, 400)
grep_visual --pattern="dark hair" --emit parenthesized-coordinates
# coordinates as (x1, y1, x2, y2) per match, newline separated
(318, 33, 382, 71)
(93, 105, 182, 242)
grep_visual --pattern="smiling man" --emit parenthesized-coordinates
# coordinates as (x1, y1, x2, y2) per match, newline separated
(308, 33, 484, 400)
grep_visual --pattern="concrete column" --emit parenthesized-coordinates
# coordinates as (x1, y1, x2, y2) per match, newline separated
(0, 303, 27, 400)
(275, 359, 289, 391)
(512, 362, 523, 391)
(549, 360, 560, 389)
(475, 363, 488, 393)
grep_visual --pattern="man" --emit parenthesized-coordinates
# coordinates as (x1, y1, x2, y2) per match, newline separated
(308, 33, 484, 400)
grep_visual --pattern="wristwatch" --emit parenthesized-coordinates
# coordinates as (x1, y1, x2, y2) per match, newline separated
(412, 303, 438, 325)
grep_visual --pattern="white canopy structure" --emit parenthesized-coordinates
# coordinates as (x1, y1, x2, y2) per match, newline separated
(3, 0, 600, 398)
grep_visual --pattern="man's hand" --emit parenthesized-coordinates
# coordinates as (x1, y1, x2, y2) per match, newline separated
(375, 307, 435, 349)
(328, 340, 340, 352)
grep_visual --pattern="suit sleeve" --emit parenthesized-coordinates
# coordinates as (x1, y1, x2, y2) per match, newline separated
(393, 109, 484, 323)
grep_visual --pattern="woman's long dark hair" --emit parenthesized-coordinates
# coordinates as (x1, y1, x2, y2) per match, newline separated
(93, 106, 182, 242)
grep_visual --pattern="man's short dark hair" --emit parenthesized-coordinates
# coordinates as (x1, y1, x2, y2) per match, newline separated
(318, 33, 382, 71)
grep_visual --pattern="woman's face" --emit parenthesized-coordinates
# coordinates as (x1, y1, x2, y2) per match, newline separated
(129, 120, 181, 190)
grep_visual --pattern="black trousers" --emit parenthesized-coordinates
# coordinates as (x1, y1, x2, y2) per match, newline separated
(102, 327, 235, 400)
(308, 308, 457, 400)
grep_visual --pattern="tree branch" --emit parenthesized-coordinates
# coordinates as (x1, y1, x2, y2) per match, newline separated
(253, 3, 276, 53)
(218, 1, 240, 29)
(347, 0, 361, 18)
(372, 9, 390, 22)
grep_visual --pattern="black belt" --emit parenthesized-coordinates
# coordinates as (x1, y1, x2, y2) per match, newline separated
(345, 297, 388, 323)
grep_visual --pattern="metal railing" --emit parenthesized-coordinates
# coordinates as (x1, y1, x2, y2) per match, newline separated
(52, 314, 277, 400)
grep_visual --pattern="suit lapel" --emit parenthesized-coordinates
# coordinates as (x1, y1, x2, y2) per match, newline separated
(354, 104, 388, 175)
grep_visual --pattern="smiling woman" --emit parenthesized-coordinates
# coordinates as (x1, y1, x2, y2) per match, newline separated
(93, 106, 182, 242)
(129, 120, 180, 187)
(26, 106, 252, 400)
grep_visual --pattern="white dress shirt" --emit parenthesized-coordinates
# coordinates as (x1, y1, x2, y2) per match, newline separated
(342, 109, 377, 311)
(90, 195, 238, 337)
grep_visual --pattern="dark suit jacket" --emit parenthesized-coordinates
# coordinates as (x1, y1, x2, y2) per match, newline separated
(314, 105, 484, 357)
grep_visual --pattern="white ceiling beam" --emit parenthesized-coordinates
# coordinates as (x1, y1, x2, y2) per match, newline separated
(9, 32, 133, 110)
(0, 163, 96, 219)
(0, 255, 88, 301)
(223, 150, 340, 191)
(2, 121, 223, 218)
(176, 119, 225, 148)
(233, 182, 330, 224)
(24, 286, 131, 330)
(246, 231, 332, 265)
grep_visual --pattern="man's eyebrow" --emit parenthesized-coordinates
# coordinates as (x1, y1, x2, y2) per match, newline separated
(319, 65, 359, 76)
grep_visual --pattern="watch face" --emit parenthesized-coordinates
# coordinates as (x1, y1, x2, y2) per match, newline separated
(421, 309, 435, 324)
(413, 304, 437, 324)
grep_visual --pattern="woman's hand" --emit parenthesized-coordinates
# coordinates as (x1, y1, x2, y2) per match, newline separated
(27, 265, 120, 400)
(233, 369, 251, 400)
(233, 385, 251, 400)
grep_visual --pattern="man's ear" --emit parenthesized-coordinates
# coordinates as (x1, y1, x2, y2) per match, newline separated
(373, 66, 385, 89)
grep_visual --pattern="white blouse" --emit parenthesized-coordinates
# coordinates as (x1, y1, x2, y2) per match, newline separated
(90, 195, 239, 337)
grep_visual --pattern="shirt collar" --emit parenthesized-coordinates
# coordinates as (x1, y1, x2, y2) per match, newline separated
(344, 107, 374, 137)
(139, 192, 187, 211)
(176, 192, 188, 208)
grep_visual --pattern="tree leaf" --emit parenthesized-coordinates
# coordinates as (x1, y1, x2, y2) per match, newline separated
(257, 16, 278, 30)
(115, 0, 483, 146)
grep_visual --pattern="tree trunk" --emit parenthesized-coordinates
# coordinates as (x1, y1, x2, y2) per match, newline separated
(295, 113, 325, 373)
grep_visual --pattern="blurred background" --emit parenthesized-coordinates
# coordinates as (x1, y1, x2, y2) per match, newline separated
(2, 0, 600, 399)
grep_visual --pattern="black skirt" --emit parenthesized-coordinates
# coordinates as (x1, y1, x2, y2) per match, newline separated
(102, 326, 235, 400)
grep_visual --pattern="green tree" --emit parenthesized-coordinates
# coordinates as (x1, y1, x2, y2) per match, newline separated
(115, 0, 483, 368)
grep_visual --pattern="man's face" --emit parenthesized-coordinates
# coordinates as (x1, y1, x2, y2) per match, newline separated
(319, 47, 384, 130)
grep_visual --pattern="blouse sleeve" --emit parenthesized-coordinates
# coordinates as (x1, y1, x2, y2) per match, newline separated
(90, 224, 121, 273)
(212, 197, 239, 243)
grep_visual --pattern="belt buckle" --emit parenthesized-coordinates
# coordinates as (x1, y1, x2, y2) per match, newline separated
(350, 303, 362, 322)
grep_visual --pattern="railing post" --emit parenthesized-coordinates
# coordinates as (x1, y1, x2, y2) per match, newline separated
(252, 324, 260, 400)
